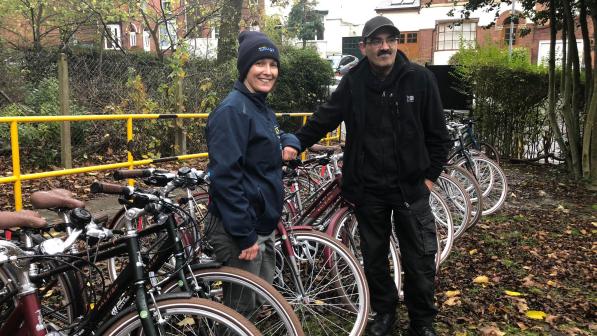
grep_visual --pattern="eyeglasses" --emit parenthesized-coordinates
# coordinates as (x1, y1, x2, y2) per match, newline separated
(365, 37, 399, 48)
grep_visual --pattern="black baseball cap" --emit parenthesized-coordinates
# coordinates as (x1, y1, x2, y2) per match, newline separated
(361, 16, 400, 40)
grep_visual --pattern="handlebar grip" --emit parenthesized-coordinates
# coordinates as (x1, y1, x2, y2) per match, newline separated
(91, 182, 132, 196)
(113, 169, 153, 180)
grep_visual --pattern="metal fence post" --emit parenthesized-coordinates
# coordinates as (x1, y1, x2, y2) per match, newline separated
(174, 76, 186, 155)
(58, 53, 72, 169)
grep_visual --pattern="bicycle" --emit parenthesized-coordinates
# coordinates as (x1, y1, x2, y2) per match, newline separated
(0, 191, 261, 336)
(93, 180, 303, 336)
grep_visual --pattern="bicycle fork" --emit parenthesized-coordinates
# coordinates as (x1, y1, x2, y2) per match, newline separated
(276, 223, 308, 303)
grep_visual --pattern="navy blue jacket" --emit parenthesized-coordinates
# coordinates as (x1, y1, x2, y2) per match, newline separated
(206, 81, 300, 250)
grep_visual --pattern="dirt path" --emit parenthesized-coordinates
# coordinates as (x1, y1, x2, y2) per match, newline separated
(426, 163, 596, 336)
(1, 160, 595, 335)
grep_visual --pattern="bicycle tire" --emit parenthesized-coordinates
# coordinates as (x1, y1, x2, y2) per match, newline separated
(467, 141, 501, 164)
(455, 156, 508, 215)
(434, 173, 471, 240)
(446, 164, 483, 230)
(274, 230, 369, 336)
(0, 257, 86, 333)
(159, 266, 304, 336)
(328, 206, 403, 300)
(100, 297, 261, 336)
(429, 190, 454, 267)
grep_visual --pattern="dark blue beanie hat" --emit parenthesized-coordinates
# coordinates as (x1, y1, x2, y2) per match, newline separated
(237, 31, 280, 81)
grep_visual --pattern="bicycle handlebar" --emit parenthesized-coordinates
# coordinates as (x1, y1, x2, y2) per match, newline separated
(91, 182, 134, 196)
(113, 169, 156, 180)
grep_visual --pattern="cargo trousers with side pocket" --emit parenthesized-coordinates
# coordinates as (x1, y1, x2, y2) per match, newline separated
(354, 191, 438, 328)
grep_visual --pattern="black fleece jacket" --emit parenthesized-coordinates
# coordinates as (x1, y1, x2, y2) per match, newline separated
(295, 51, 451, 203)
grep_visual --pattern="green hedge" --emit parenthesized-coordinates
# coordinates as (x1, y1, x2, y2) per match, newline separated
(450, 45, 550, 159)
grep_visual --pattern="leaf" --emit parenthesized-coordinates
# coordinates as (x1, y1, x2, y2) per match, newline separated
(504, 290, 522, 296)
(469, 249, 478, 255)
(444, 296, 460, 306)
(176, 316, 196, 326)
(445, 290, 461, 297)
(525, 310, 546, 320)
(479, 325, 505, 336)
(473, 275, 490, 284)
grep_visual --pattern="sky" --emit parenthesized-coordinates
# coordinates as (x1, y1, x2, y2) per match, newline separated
(266, 0, 380, 25)
(314, 0, 380, 24)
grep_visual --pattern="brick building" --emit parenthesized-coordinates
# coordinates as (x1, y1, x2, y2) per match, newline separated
(1, 0, 265, 54)
(375, 0, 594, 65)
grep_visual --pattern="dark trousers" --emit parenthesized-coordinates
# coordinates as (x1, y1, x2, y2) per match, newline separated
(354, 192, 438, 327)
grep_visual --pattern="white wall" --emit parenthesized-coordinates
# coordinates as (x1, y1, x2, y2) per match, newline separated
(537, 40, 585, 67)
(382, 2, 521, 32)
(185, 38, 218, 59)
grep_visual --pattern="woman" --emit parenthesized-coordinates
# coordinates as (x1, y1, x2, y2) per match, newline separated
(205, 31, 299, 314)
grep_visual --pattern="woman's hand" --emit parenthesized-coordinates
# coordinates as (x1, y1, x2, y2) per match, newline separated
(238, 243, 260, 261)
(282, 146, 298, 161)
(424, 179, 434, 191)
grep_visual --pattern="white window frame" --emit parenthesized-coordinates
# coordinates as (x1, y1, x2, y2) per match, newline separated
(143, 31, 151, 51)
(104, 24, 122, 50)
(159, 21, 178, 50)
(210, 25, 219, 39)
(436, 21, 476, 51)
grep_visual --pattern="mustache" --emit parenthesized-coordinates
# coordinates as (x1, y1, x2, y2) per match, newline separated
(377, 50, 392, 57)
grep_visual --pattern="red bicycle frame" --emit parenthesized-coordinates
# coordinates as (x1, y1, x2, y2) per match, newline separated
(0, 291, 47, 336)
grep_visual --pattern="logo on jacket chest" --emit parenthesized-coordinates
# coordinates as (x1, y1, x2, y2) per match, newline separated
(406, 95, 415, 103)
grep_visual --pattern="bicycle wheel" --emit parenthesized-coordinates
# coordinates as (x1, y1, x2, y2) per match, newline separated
(455, 156, 508, 215)
(100, 297, 261, 336)
(328, 207, 402, 300)
(274, 230, 369, 336)
(446, 164, 483, 230)
(159, 266, 304, 336)
(434, 174, 471, 240)
(329, 207, 402, 289)
(0, 258, 86, 333)
(467, 141, 501, 164)
(105, 211, 172, 283)
(430, 190, 454, 267)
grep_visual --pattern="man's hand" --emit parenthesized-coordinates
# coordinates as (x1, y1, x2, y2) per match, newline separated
(238, 243, 260, 261)
(282, 146, 298, 161)
(424, 179, 434, 191)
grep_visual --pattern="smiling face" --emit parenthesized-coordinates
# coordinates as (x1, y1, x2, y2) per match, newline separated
(243, 58, 279, 93)
(359, 29, 399, 77)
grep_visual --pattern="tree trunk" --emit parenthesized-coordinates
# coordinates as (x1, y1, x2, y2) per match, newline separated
(547, 0, 567, 163)
(579, 0, 592, 107)
(561, 0, 582, 178)
(217, 0, 243, 64)
(585, 14, 597, 187)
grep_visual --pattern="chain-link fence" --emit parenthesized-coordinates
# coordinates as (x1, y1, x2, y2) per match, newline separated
(0, 47, 237, 171)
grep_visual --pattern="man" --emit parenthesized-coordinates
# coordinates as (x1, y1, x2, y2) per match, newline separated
(283, 16, 450, 336)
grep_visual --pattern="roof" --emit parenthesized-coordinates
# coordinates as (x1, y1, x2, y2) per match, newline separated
(375, 0, 421, 11)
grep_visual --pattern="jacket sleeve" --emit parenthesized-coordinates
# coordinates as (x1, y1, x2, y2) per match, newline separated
(295, 77, 348, 151)
(422, 69, 451, 182)
(207, 105, 257, 250)
(275, 117, 301, 151)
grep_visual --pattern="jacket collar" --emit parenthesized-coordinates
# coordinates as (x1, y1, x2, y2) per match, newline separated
(234, 80, 268, 110)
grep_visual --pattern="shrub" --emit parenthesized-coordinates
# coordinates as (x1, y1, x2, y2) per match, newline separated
(449, 44, 550, 159)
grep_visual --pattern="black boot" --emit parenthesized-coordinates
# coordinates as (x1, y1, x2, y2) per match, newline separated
(408, 325, 437, 336)
(368, 312, 396, 336)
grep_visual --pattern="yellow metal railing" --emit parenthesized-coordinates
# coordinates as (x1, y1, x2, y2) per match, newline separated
(1, 113, 341, 212)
